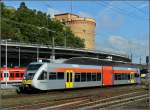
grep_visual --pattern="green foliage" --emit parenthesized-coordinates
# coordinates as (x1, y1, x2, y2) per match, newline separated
(1, 2, 85, 48)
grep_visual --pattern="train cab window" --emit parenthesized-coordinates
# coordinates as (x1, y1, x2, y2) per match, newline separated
(97, 73, 101, 81)
(49, 72, 56, 80)
(92, 73, 96, 81)
(75, 73, 81, 82)
(38, 71, 47, 80)
(57, 72, 64, 79)
(87, 73, 91, 81)
(27, 64, 42, 71)
(81, 73, 86, 82)
(16, 73, 20, 77)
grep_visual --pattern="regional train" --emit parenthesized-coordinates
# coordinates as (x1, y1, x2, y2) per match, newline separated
(0, 67, 25, 84)
(18, 57, 140, 92)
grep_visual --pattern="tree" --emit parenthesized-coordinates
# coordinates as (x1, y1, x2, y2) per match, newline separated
(1, 2, 85, 48)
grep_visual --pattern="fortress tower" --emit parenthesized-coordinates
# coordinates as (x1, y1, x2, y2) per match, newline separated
(55, 13, 96, 50)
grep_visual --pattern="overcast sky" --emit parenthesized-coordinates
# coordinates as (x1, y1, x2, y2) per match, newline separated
(4, 0, 149, 64)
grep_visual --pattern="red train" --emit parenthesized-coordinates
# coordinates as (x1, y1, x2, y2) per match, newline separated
(0, 67, 26, 84)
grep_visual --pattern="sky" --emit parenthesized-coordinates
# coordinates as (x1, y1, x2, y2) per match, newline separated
(3, 0, 149, 64)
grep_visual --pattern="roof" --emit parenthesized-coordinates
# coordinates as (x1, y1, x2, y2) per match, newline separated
(54, 13, 79, 17)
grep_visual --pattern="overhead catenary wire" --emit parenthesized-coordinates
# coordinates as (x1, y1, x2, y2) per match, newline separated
(96, 1, 149, 21)
(124, 1, 147, 14)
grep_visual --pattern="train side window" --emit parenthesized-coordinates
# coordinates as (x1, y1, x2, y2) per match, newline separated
(87, 73, 91, 81)
(117, 74, 121, 80)
(97, 73, 101, 81)
(128, 74, 130, 80)
(49, 72, 56, 80)
(0, 73, 2, 78)
(10, 73, 14, 78)
(124, 74, 128, 80)
(38, 71, 47, 80)
(81, 73, 86, 82)
(21, 73, 24, 77)
(75, 73, 80, 82)
(57, 72, 64, 79)
(92, 73, 96, 81)
(121, 73, 125, 80)
(114, 74, 117, 80)
(16, 73, 20, 77)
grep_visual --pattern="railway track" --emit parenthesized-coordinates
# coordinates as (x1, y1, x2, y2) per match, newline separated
(1, 85, 147, 109)
(75, 92, 148, 110)
(38, 91, 147, 110)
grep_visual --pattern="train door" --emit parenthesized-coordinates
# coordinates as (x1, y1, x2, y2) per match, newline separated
(130, 73, 135, 83)
(102, 66, 113, 86)
(65, 70, 74, 88)
(3, 70, 9, 86)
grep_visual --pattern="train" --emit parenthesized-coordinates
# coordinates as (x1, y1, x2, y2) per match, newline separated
(0, 67, 25, 84)
(17, 58, 141, 93)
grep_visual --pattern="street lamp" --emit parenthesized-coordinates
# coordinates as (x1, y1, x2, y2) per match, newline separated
(18, 46, 20, 67)
(48, 29, 56, 62)
(2, 39, 11, 87)
(37, 46, 39, 62)
(38, 27, 56, 62)
(16, 46, 21, 67)
(63, 26, 67, 48)
(61, 23, 67, 48)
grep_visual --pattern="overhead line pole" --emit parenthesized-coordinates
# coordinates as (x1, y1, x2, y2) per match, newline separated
(148, 1, 150, 105)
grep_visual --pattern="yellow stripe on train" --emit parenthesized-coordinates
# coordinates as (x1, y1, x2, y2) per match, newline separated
(22, 80, 32, 84)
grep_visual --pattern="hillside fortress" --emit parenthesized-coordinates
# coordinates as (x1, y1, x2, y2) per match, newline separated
(55, 13, 96, 50)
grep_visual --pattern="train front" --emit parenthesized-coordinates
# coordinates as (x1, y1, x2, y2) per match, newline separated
(17, 63, 43, 93)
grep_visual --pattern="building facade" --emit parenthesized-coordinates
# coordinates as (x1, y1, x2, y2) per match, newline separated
(54, 13, 96, 50)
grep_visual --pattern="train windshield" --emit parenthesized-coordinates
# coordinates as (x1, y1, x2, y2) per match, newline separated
(24, 73, 35, 80)
(27, 64, 43, 71)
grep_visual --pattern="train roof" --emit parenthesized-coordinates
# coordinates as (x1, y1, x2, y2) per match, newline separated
(34, 57, 138, 68)
(63, 57, 137, 67)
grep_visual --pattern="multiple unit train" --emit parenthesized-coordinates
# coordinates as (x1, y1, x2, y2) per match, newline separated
(0, 67, 25, 84)
(18, 61, 140, 92)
